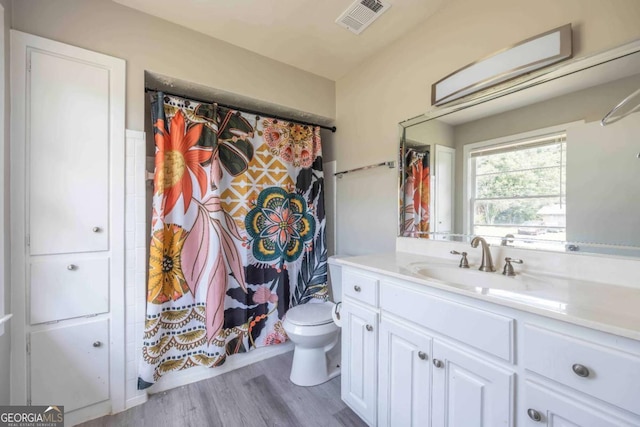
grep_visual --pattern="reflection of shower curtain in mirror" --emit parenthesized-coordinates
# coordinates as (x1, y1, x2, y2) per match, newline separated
(402, 149, 430, 237)
(138, 93, 328, 388)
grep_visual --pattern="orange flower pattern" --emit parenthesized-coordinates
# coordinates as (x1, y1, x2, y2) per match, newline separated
(154, 110, 211, 214)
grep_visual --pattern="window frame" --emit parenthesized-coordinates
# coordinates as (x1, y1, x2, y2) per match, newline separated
(462, 121, 582, 237)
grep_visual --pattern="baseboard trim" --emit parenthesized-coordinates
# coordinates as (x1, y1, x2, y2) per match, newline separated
(125, 394, 148, 410)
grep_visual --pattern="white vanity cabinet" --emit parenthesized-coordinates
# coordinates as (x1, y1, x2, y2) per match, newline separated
(341, 270, 380, 426)
(378, 278, 514, 427)
(339, 263, 640, 427)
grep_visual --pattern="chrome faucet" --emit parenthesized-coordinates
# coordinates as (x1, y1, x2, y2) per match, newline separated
(470, 236, 495, 272)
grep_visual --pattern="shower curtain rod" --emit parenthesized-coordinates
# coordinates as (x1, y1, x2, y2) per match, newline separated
(145, 88, 337, 133)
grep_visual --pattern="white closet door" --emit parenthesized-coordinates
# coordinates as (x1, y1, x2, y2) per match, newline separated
(30, 320, 109, 412)
(433, 145, 455, 234)
(28, 49, 109, 255)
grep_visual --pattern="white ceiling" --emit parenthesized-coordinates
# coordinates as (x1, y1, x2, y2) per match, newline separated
(113, 0, 444, 80)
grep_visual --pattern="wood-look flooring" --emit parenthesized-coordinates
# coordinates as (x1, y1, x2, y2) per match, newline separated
(79, 351, 366, 427)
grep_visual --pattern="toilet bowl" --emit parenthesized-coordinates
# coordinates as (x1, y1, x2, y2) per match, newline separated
(282, 302, 340, 386)
(282, 256, 344, 387)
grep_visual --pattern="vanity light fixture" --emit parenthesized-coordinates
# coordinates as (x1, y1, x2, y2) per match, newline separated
(432, 24, 572, 106)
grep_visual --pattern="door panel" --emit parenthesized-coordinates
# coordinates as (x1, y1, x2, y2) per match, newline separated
(29, 50, 109, 255)
(30, 320, 109, 411)
(433, 144, 455, 233)
(432, 340, 514, 427)
(341, 301, 377, 426)
(378, 316, 431, 427)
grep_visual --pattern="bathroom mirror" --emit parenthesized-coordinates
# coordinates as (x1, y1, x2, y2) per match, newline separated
(399, 41, 640, 257)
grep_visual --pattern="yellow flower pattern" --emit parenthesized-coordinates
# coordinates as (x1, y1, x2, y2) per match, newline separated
(147, 224, 189, 304)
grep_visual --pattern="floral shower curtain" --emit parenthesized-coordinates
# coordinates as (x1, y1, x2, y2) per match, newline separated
(401, 148, 430, 237)
(138, 94, 327, 388)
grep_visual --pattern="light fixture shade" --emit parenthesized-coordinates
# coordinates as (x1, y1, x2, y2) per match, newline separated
(432, 24, 572, 106)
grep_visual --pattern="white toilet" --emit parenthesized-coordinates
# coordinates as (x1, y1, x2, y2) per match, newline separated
(282, 256, 343, 386)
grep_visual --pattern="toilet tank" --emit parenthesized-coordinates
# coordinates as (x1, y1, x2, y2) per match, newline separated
(327, 255, 345, 303)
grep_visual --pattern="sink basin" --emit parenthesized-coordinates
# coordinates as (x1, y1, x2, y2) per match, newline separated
(409, 261, 568, 291)
(413, 265, 528, 290)
(407, 262, 570, 311)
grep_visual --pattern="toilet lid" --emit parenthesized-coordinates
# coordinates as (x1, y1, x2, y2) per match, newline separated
(286, 302, 335, 326)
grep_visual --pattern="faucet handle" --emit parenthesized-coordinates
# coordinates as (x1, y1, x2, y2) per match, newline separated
(502, 257, 523, 276)
(450, 250, 470, 268)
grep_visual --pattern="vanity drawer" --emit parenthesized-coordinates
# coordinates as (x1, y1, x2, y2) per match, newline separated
(343, 269, 379, 307)
(524, 324, 640, 415)
(381, 282, 514, 362)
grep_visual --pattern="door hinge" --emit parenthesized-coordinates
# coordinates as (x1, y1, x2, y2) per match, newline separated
(27, 57, 31, 72)
(26, 234, 30, 246)
(26, 341, 30, 355)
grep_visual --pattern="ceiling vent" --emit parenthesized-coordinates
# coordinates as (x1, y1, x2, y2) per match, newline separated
(335, 0, 391, 35)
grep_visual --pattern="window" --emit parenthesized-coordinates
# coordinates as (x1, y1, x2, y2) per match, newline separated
(468, 132, 566, 248)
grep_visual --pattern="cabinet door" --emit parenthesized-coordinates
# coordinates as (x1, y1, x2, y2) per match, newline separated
(432, 341, 514, 427)
(524, 381, 638, 427)
(28, 48, 110, 255)
(378, 316, 432, 427)
(341, 300, 377, 426)
(30, 320, 109, 412)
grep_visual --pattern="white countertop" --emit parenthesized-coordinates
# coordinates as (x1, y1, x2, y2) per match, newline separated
(334, 252, 640, 341)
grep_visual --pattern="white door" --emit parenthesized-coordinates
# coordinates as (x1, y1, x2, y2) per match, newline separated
(524, 381, 636, 427)
(28, 48, 110, 255)
(341, 301, 378, 426)
(432, 341, 514, 427)
(378, 316, 432, 427)
(30, 320, 110, 412)
(432, 145, 455, 234)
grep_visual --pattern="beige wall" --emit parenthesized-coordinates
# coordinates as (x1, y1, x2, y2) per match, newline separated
(335, 0, 640, 255)
(0, 0, 10, 407)
(11, 0, 336, 132)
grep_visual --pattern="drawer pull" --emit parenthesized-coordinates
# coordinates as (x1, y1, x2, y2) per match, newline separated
(93, 341, 102, 348)
(527, 408, 542, 422)
(365, 324, 373, 332)
(353, 285, 361, 292)
(418, 351, 427, 360)
(433, 359, 444, 368)
(67, 264, 77, 271)
(92, 226, 102, 233)
(572, 363, 590, 378)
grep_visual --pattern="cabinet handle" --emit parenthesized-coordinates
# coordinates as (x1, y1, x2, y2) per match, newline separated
(353, 285, 361, 292)
(527, 408, 542, 422)
(433, 359, 444, 368)
(418, 351, 427, 360)
(93, 341, 102, 348)
(67, 264, 77, 271)
(572, 363, 590, 378)
(366, 324, 373, 332)
(92, 226, 102, 233)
